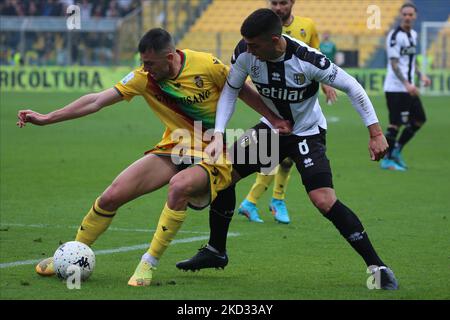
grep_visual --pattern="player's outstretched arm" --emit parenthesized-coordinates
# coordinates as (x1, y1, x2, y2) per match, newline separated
(319, 65, 388, 161)
(17, 88, 123, 128)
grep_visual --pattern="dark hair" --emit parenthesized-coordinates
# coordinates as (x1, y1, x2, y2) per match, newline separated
(401, 3, 417, 12)
(240, 8, 282, 39)
(138, 28, 175, 54)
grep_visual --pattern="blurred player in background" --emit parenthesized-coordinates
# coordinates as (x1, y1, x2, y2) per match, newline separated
(17, 28, 289, 287)
(381, 3, 431, 171)
(238, 0, 337, 224)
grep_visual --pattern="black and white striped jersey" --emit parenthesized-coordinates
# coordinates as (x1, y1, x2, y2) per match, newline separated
(384, 26, 418, 93)
(216, 35, 378, 136)
(228, 35, 335, 136)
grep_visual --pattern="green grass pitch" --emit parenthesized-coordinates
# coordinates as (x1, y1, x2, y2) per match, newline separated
(1, 91, 449, 300)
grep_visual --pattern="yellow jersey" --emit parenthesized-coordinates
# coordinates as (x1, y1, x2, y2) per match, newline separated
(114, 49, 229, 158)
(283, 16, 320, 49)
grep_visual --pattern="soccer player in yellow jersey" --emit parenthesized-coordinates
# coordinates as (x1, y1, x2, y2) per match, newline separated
(238, 0, 337, 224)
(17, 28, 290, 286)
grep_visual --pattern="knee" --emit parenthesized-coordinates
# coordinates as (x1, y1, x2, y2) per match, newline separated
(309, 189, 337, 214)
(168, 175, 193, 200)
(99, 182, 122, 211)
(280, 157, 294, 169)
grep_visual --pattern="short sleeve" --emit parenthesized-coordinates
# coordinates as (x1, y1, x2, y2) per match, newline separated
(207, 55, 230, 90)
(114, 69, 145, 101)
(387, 31, 401, 59)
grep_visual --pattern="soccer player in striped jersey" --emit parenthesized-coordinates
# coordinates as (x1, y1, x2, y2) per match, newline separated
(17, 28, 290, 286)
(177, 9, 398, 290)
(381, 3, 431, 171)
(239, 0, 337, 224)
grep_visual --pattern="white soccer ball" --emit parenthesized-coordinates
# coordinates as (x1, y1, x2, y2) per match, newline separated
(53, 241, 96, 281)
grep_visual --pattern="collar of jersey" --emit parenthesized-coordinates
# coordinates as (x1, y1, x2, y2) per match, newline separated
(171, 49, 186, 81)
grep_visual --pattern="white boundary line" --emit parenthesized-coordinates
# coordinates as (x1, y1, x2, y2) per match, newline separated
(0, 223, 210, 234)
(0, 232, 240, 269)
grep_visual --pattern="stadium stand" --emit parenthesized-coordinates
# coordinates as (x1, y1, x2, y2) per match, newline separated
(178, 0, 404, 67)
(426, 16, 450, 69)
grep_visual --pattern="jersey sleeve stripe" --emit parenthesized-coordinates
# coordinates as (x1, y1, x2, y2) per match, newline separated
(113, 86, 124, 97)
(226, 79, 242, 90)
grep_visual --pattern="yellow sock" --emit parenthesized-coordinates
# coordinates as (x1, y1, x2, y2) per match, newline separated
(273, 166, 292, 200)
(148, 203, 186, 259)
(246, 173, 275, 204)
(75, 198, 116, 246)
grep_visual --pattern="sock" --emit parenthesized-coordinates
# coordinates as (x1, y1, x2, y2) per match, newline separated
(385, 127, 399, 158)
(246, 173, 274, 204)
(273, 163, 293, 200)
(397, 123, 421, 149)
(148, 203, 186, 259)
(206, 244, 220, 254)
(75, 197, 116, 246)
(141, 252, 159, 267)
(208, 185, 235, 254)
(324, 200, 385, 267)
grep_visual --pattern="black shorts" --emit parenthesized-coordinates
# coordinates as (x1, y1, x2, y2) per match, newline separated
(230, 122, 333, 193)
(385, 92, 426, 125)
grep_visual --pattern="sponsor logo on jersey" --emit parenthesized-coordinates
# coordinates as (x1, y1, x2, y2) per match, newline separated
(400, 46, 416, 55)
(272, 72, 281, 81)
(120, 71, 135, 85)
(328, 65, 338, 83)
(194, 76, 204, 88)
(254, 83, 309, 102)
(251, 66, 260, 78)
(294, 73, 305, 85)
(155, 89, 211, 106)
(303, 157, 314, 168)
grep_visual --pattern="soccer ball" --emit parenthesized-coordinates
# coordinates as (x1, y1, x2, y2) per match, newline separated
(53, 241, 96, 281)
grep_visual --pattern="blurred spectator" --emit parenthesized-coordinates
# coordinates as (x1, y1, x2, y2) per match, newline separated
(41, 0, 63, 16)
(1, 0, 141, 66)
(1, 0, 22, 16)
(79, 0, 93, 20)
(319, 31, 337, 63)
(106, 0, 120, 18)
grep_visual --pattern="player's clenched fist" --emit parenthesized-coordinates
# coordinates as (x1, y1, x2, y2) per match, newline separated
(17, 110, 48, 127)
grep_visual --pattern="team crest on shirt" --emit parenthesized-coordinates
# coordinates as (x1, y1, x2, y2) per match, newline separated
(294, 73, 305, 85)
(300, 29, 306, 38)
(194, 76, 204, 88)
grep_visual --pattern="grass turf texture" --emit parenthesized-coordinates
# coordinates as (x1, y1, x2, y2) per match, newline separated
(1, 92, 449, 299)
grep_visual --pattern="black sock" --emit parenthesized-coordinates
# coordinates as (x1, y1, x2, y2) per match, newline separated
(324, 200, 385, 267)
(208, 185, 236, 254)
(397, 123, 421, 148)
(385, 127, 399, 158)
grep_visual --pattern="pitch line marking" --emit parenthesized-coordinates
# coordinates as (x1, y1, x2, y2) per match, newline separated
(0, 223, 210, 234)
(0, 232, 240, 269)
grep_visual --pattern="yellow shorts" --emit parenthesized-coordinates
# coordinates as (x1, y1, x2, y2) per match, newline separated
(145, 143, 232, 210)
